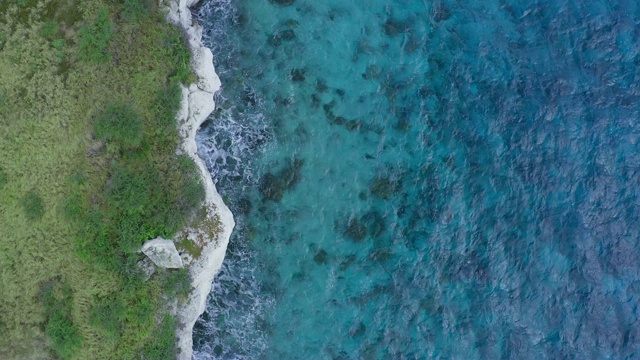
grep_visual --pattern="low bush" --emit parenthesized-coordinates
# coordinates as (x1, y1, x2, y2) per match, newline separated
(94, 104, 143, 149)
(141, 315, 177, 360)
(78, 7, 113, 63)
(161, 268, 191, 300)
(163, 29, 194, 84)
(40, 282, 82, 359)
(176, 155, 205, 207)
(90, 296, 125, 345)
(0, 168, 6, 189)
(21, 190, 44, 220)
(121, 0, 153, 23)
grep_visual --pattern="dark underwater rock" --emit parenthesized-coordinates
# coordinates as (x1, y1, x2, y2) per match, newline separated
(313, 249, 329, 264)
(322, 100, 335, 113)
(268, 29, 296, 46)
(332, 116, 346, 126)
(370, 247, 393, 262)
(236, 197, 253, 215)
(345, 119, 363, 131)
(291, 68, 306, 82)
(349, 322, 366, 337)
(370, 176, 399, 199)
(269, 0, 295, 6)
(433, 3, 451, 22)
(345, 218, 367, 242)
(339, 254, 357, 271)
(383, 18, 408, 37)
(316, 79, 328, 92)
(311, 93, 321, 107)
(363, 64, 381, 80)
(259, 158, 304, 201)
(395, 116, 410, 131)
(361, 210, 385, 238)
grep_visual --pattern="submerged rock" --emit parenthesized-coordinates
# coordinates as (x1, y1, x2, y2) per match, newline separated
(291, 68, 306, 82)
(269, 29, 296, 46)
(339, 254, 357, 271)
(349, 322, 366, 337)
(370, 176, 399, 199)
(363, 64, 381, 80)
(345, 119, 363, 131)
(370, 247, 393, 262)
(361, 210, 385, 238)
(269, 0, 295, 5)
(345, 218, 367, 242)
(433, 3, 451, 22)
(142, 237, 184, 268)
(236, 197, 253, 215)
(314, 249, 329, 264)
(259, 158, 304, 201)
(316, 79, 328, 92)
(382, 18, 408, 37)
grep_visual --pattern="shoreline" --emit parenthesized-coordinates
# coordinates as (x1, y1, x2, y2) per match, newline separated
(163, 0, 235, 358)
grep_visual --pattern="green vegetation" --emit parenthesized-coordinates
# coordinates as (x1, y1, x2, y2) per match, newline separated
(121, 0, 152, 23)
(94, 104, 143, 149)
(41, 281, 82, 359)
(141, 315, 178, 360)
(0, 0, 210, 358)
(21, 189, 45, 220)
(78, 7, 113, 63)
(0, 168, 6, 189)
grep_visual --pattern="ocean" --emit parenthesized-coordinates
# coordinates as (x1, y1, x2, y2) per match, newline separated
(191, 0, 640, 359)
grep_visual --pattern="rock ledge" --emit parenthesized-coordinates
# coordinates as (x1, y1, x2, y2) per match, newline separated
(142, 238, 184, 269)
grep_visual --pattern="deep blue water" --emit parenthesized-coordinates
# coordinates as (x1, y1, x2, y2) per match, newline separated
(192, 0, 640, 359)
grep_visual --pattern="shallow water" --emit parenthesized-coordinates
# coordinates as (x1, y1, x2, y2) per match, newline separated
(192, 0, 640, 359)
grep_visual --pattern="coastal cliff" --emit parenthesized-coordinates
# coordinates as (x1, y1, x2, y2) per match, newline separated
(162, 0, 235, 358)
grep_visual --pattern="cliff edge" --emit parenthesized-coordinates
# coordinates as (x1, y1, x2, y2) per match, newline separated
(162, 0, 235, 358)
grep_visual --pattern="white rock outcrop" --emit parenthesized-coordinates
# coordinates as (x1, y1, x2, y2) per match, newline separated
(162, 0, 235, 359)
(142, 238, 184, 268)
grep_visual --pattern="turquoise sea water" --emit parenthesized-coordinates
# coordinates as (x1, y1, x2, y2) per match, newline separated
(192, 0, 640, 359)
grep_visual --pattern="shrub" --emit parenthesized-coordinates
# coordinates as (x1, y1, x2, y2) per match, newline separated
(78, 8, 113, 63)
(106, 165, 152, 214)
(141, 315, 177, 360)
(90, 296, 125, 345)
(173, 154, 205, 214)
(94, 104, 143, 149)
(0, 168, 6, 189)
(121, 0, 153, 23)
(40, 20, 59, 39)
(21, 190, 44, 220)
(160, 268, 191, 300)
(62, 192, 83, 220)
(152, 80, 182, 135)
(45, 312, 82, 359)
(40, 282, 82, 359)
(163, 28, 194, 84)
(75, 208, 121, 271)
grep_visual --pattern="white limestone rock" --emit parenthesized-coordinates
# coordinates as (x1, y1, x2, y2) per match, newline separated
(141, 238, 184, 269)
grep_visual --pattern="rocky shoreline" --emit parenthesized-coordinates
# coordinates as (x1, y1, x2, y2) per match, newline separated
(162, 0, 235, 358)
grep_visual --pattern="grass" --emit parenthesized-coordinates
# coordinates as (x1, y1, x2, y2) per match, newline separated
(0, 0, 211, 358)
